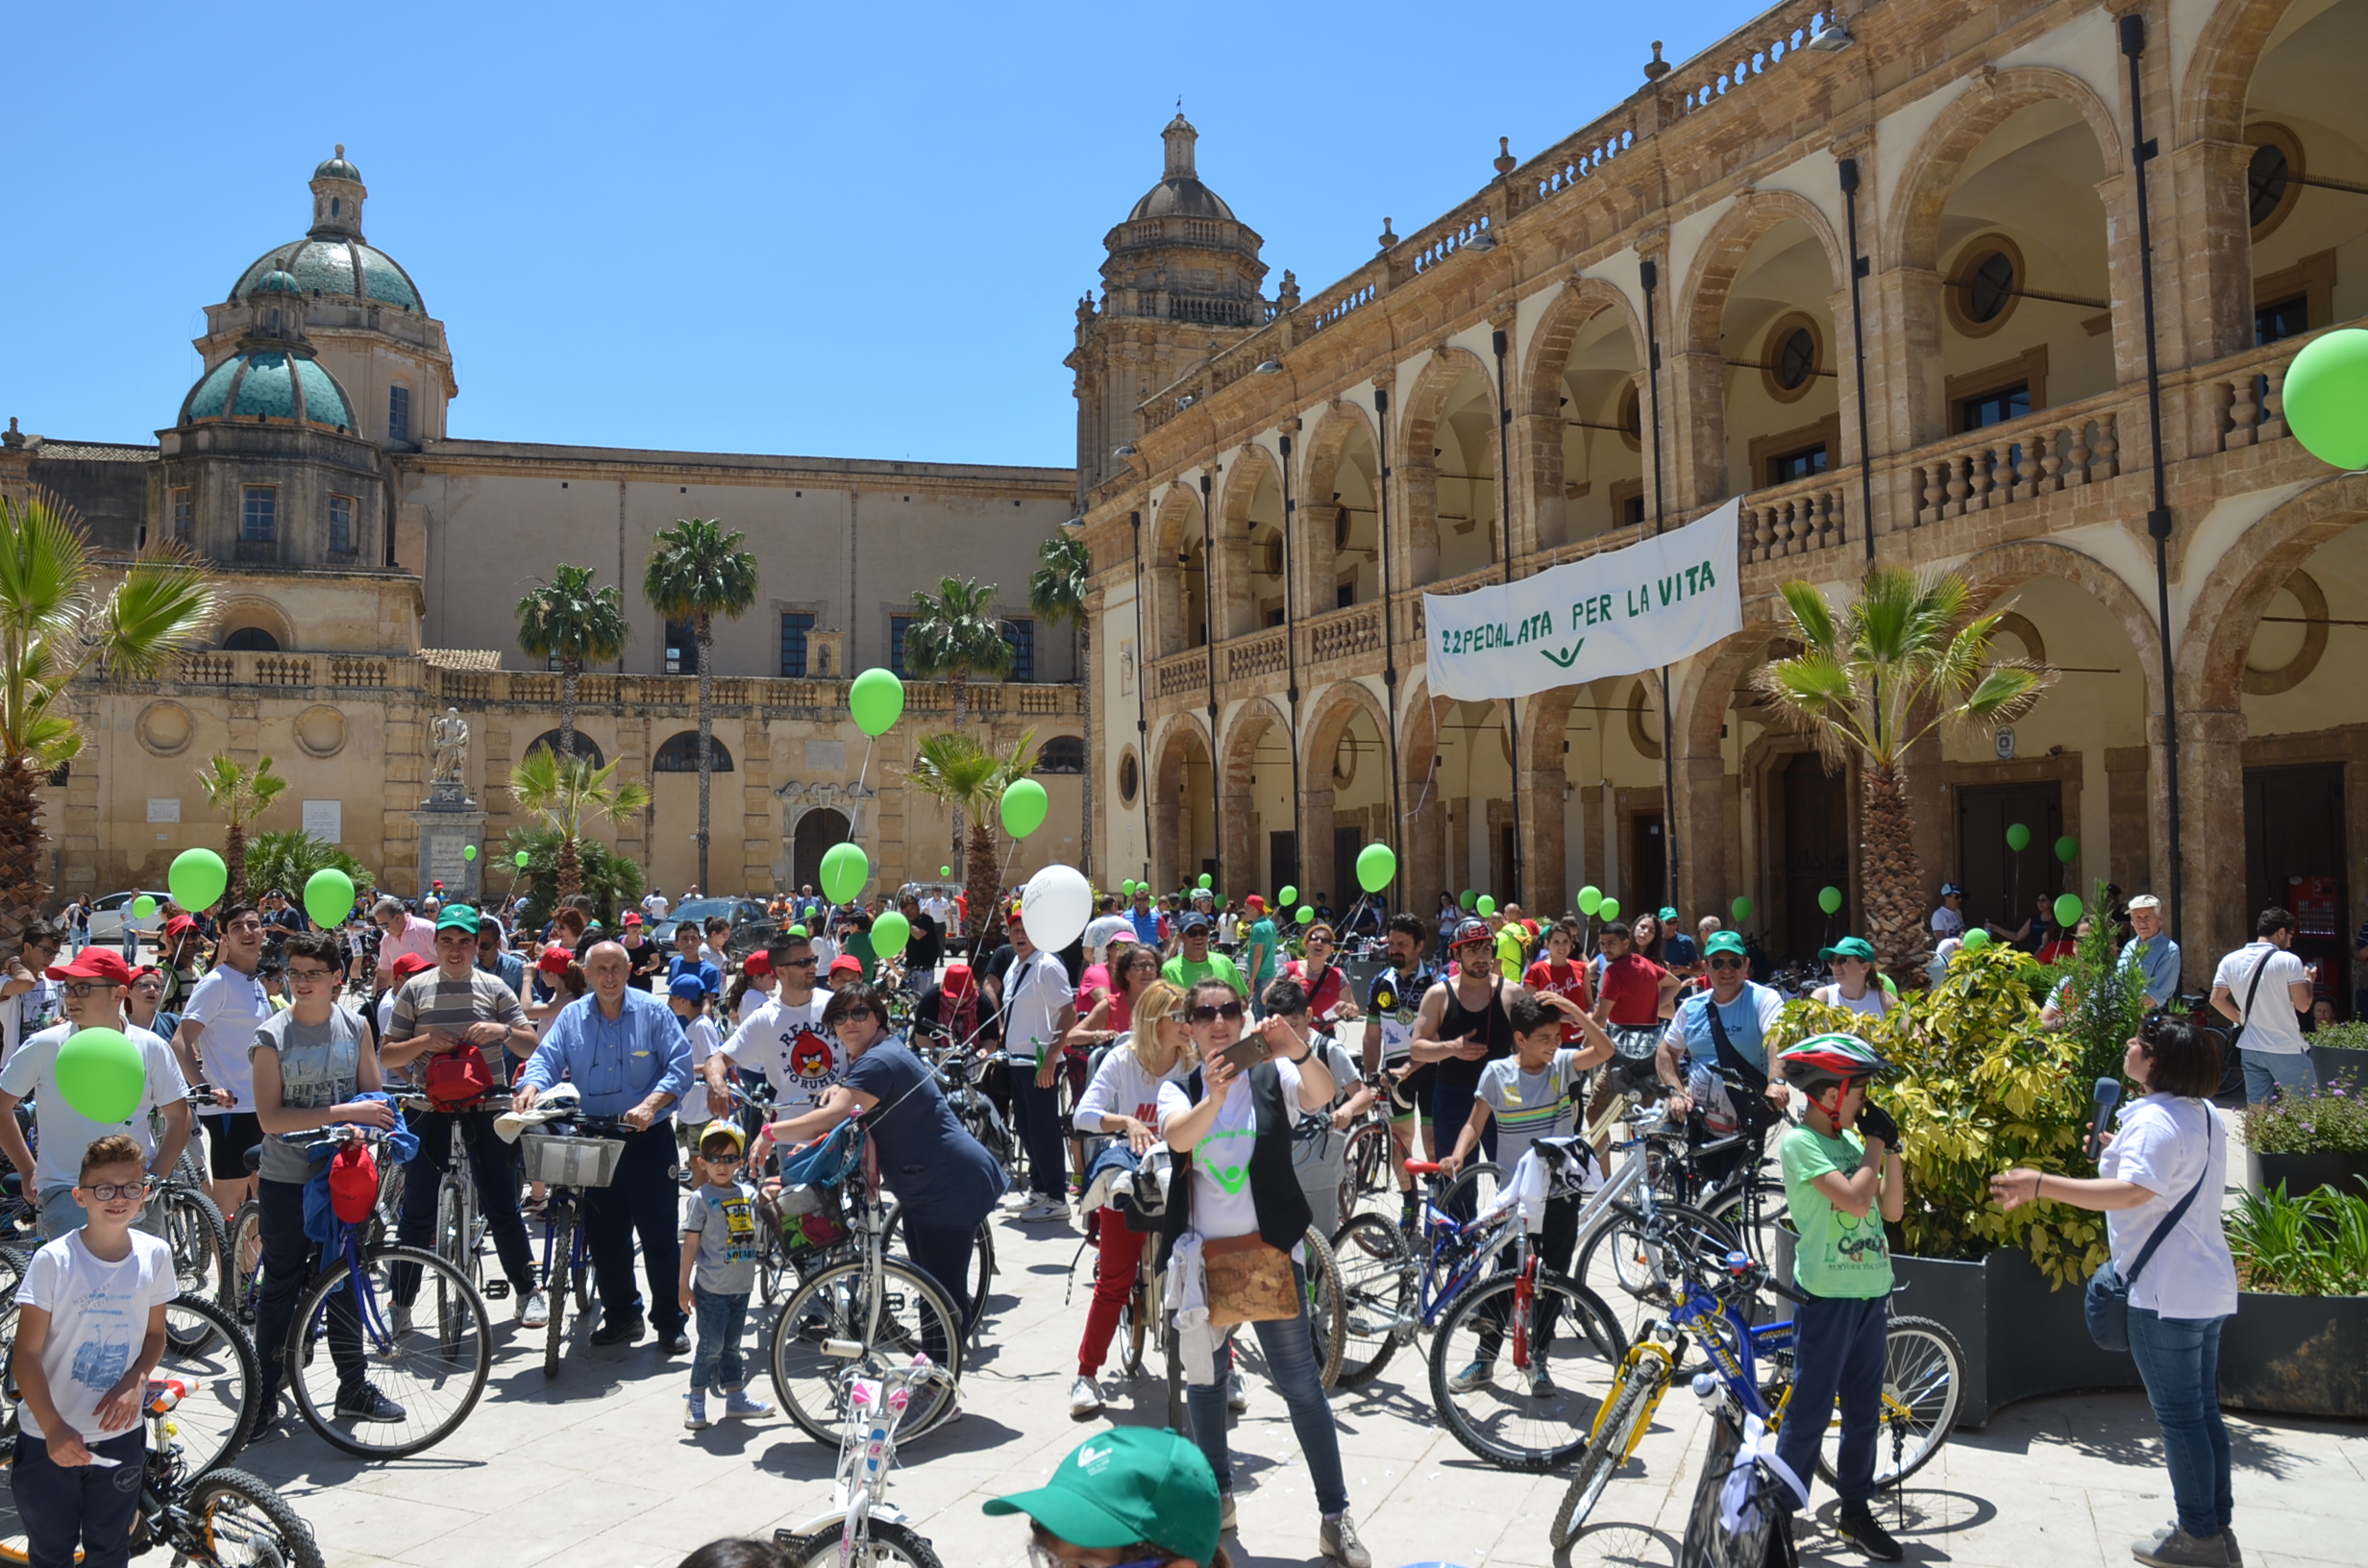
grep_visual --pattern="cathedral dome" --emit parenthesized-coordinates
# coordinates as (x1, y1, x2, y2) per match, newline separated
(180, 351, 356, 433)
(1125, 115, 1240, 223)
(231, 239, 423, 311)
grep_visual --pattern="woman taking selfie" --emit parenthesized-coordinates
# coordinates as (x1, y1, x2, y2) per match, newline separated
(1991, 1015, 2237, 1568)
(1158, 977, 1369, 1567)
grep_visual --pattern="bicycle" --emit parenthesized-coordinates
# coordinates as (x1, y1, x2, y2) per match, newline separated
(772, 1353, 956, 1568)
(1326, 1158, 1512, 1391)
(0, 1375, 320, 1568)
(397, 1091, 505, 1304)
(512, 1107, 625, 1379)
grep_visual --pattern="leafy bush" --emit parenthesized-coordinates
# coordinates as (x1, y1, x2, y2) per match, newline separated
(1765, 943, 2109, 1287)
(2307, 1020, 2368, 1051)
(2247, 1079, 2368, 1155)
(240, 831, 367, 914)
(2050, 884, 2150, 1090)
(2226, 1179, 2368, 1295)
(502, 826, 646, 930)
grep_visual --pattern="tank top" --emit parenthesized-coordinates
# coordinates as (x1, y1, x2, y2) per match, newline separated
(1436, 978, 1514, 1094)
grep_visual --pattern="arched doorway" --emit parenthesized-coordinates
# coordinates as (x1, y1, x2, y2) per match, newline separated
(792, 809, 851, 894)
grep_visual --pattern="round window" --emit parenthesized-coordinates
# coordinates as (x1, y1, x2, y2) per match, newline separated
(1118, 748, 1141, 806)
(1964, 251, 2015, 325)
(2249, 141, 2292, 230)
(1775, 327, 1817, 392)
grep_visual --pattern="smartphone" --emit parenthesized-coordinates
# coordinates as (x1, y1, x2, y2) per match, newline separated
(1220, 1035, 1273, 1074)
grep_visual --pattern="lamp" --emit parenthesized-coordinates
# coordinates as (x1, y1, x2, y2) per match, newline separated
(1113, 444, 1138, 458)
(1254, 359, 1284, 375)
(1804, 20, 1853, 50)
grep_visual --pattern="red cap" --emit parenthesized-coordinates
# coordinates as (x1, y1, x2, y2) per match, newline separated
(1246, 894, 1266, 913)
(131, 967, 160, 983)
(535, 946, 576, 974)
(827, 954, 864, 978)
(388, 952, 434, 982)
(47, 948, 133, 985)
(163, 915, 198, 938)
(623, 912, 643, 926)
(743, 950, 773, 978)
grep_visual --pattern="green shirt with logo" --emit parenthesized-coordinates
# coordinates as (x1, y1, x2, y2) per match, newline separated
(1779, 1124, 1893, 1298)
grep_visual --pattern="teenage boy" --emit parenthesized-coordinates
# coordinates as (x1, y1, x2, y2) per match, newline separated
(173, 902, 273, 1215)
(1771, 1035, 1908, 1561)
(11, 1134, 179, 1564)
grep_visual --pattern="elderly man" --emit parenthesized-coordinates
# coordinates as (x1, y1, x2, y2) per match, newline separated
(2119, 894, 2182, 1008)
(372, 896, 437, 995)
(515, 942, 694, 1351)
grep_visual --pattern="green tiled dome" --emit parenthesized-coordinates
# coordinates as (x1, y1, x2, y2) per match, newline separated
(231, 238, 422, 311)
(180, 352, 357, 433)
(251, 268, 301, 296)
(313, 152, 363, 182)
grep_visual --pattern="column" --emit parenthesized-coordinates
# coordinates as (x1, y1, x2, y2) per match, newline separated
(1518, 766, 1566, 918)
(2168, 707, 2247, 991)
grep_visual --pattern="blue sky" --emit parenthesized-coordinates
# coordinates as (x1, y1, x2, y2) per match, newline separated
(7, 1, 1750, 470)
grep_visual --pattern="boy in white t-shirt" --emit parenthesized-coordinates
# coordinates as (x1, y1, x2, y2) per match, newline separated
(668, 974, 723, 1158)
(11, 1133, 179, 1560)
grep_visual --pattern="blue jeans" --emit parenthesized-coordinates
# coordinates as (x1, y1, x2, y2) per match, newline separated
(689, 1286, 749, 1393)
(2127, 1309, 2232, 1539)
(1183, 1263, 1349, 1516)
(12, 1429, 145, 1568)
(1773, 1290, 1887, 1512)
(1010, 1071, 1065, 1201)
(2241, 1048, 2316, 1106)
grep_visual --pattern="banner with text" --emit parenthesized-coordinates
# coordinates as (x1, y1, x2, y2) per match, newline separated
(1421, 498, 1742, 701)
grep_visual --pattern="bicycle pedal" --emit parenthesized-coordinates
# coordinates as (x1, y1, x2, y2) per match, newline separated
(481, 1281, 511, 1299)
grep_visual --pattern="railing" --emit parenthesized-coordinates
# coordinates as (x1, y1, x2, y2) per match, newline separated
(177, 652, 234, 684)
(1534, 121, 1636, 201)
(1224, 628, 1288, 683)
(2209, 334, 2309, 452)
(326, 656, 389, 688)
(1670, 2, 1838, 116)
(1153, 648, 1211, 698)
(1016, 685, 1071, 715)
(254, 656, 312, 687)
(1408, 210, 1493, 275)
(1304, 601, 1384, 664)
(432, 670, 492, 703)
(1740, 473, 1849, 564)
(1303, 277, 1379, 337)
(1908, 394, 2126, 527)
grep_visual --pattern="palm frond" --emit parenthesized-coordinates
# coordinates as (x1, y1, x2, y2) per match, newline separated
(1028, 535, 1090, 627)
(904, 576, 1016, 683)
(0, 493, 92, 648)
(97, 547, 219, 679)
(1778, 578, 1839, 656)
(518, 564, 629, 664)
(643, 519, 759, 624)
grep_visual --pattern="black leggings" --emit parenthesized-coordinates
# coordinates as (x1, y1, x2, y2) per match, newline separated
(1472, 1188, 1582, 1360)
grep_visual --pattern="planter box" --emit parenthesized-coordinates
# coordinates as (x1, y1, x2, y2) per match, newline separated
(2216, 1290, 2368, 1418)
(2307, 1044, 2367, 1087)
(2244, 1146, 2368, 1200)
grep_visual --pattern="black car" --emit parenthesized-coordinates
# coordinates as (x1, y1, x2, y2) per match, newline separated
(663, 896, 775, 961)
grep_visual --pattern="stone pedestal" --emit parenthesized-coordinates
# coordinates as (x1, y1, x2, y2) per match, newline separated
(411, 781, 487, 904)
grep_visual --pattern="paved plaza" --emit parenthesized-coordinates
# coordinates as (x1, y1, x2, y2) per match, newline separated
(196, 1211, 2367, 1568)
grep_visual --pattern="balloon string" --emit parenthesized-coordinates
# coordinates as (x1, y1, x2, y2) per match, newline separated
(848, 734, 876, 845)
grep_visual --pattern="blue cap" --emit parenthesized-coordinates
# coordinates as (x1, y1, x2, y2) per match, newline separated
(668, 973, 707, 1002)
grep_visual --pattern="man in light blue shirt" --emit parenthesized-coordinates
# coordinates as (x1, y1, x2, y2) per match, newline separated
(2118, 894, 2182, 1007)
(515, 941, 694, 1351)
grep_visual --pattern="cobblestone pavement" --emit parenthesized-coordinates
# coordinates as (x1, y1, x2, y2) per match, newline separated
(195, 1207, 2365, 1568)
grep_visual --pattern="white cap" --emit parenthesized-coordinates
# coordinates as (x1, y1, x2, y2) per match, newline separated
(2127, 894, 2162, 912)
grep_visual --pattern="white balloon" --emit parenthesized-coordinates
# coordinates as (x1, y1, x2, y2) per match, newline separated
(1021, 864, 1093, 954)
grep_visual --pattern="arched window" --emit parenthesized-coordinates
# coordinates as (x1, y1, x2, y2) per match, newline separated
(524, 730, 605, 770)
(1036, 736, 1086, 774)
(223, 627, 281, 652)
(654, 731, 734, 772)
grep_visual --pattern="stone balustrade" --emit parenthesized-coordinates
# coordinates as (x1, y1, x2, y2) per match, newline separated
(1225, 628, 1289, 683)
(2213, 334, 2310, 452)
(1153, 647, 1211, 698)
(1911, 397, 2124, 527)
(1741, 474, 1850, 562)
(1305, 601, 1384, 665)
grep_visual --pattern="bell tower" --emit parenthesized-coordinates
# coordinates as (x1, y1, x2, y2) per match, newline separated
(309, 145, 367, 238)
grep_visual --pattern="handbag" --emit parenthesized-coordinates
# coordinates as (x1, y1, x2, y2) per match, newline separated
(424, 1041, 496, 1110)
(1201, 1233, 1298, 1327)
(2084, 1105, 2216, 1353)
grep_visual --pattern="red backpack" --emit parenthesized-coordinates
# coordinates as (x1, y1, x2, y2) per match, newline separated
(424, 1042, 496, 1110)
(329, 1140, 380, 1224)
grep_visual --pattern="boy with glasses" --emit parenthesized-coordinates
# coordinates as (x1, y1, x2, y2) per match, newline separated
(0, 948, 192, 1239)
(675, 1122, 771, 1430)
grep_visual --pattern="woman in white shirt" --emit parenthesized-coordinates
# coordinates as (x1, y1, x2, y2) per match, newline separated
(1065, 978, 1192, 1418)
(1811, 937, 1891, 1019)
(1993, 1015, 2238, 1568)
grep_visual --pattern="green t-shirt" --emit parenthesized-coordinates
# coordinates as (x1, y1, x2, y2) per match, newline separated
(1779, 1123, 1893, 1298)
(1246, 918, 1279, 987)
(1162, 950, 1246, 996)
(1495, 926, 1529, 978)
(847, 932, 877, 982)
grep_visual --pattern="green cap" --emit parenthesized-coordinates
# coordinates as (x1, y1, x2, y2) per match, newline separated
(982, 1427, 1219, 1565)
(1659, 906, 1679, 924)
(1704, 930, 1747, 959)
(435, 903, 481, 935)
(1818, 935, 1876, 963)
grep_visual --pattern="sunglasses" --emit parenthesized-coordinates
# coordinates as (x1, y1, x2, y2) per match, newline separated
(835, 1006, 876, 1025)
(777, 954, 818, 967)
(1187, 1001, 1246, 1023)
(1025, 1547, 1170, 1568)
(1709, 956, 1747, 971)
(80, 1180, 148, 1201)
(700, 1152, 745, 1165)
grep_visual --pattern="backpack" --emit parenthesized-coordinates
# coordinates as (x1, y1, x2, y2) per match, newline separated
(425, 1042, 496, 1110)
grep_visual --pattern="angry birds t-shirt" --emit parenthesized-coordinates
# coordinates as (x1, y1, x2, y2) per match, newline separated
(720, 992, 843, 1110)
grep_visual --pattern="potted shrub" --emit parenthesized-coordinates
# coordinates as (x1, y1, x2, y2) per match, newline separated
(2218, 1181, 2368, 1417)
(2243, 1079, 2368, 1199)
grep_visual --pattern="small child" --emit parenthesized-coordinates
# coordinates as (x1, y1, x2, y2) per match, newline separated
(12, 1133, 179, 1566)
(668, 974, 722, 1165)
(678, 1123, 772, 1431)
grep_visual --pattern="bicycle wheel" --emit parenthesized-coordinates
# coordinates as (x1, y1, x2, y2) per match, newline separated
(756, 1212, 790, 1308)
(1114, 1272, 1148, 1381)
(1427, 1267, 1627, 1471)
(964, 1220, 996, 1335)
(435, 1175, 479, 1290)
(1336, 1121, 1394, 1225)
(1301, 1225, 1345, 1388)
(777, 1519, 946, 1568)
(0, 1246, 21, 1445)
(160, 1292, 259, 1476)
(1551, 1353, 1669, 1549)
(286, 1243, 491, 1459)
(1434, 1161, 1505, 1226)
(571, 1225, 595, 1313)
(1678, 1405, 1791, 1568)
(157, 1187, 229, 1347)
(543, 1217, 574, 1379)
(225, 1200, 263, 1325)
(1815, 1313, 1964, 1490)
(1574, 1201, 1739, 1338)
(1328, 1213, 1413, 1392)
(769, 1260, 963, 1446)
(185, 1467, 328, 1568)
(1701, 1174, 1790, 1267)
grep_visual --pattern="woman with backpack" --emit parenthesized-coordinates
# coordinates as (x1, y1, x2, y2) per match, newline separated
(1065, 977, 1192, 1418)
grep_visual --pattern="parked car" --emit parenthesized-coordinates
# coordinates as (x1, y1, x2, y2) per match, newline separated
(663, 896, 774, 961)
(86, 891, 172, 947)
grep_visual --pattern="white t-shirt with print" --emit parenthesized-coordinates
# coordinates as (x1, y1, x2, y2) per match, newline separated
(1075, 1048, 1187, 1135)
(1000, 949, 1073, 1065)
(734, 984, 776, 1029)
(1159, 1058, 1303, 1247)
(182, 965, 272, 1107)
(2102, 1094, 2237, 1318)
(721, 992, 840, 1110)
(2211, 942, 2309, 1055)
(0, 1023, 187, 1193)
(1812, 985, 1891, 1020)
(14, 1228, 178, 1441)
(1930, 906, 1965, 939)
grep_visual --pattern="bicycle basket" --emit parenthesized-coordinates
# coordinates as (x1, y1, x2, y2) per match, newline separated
(519, 1133, 626, 1188)
(777, 1118, 862, 1188)
(759, 1181, 849, 1253)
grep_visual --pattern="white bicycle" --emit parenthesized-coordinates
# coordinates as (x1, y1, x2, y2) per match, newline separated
(773, 1352, 955, 1568)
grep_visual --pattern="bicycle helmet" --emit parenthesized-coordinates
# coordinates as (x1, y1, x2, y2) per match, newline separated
(1776, 1032, 1894, 1094)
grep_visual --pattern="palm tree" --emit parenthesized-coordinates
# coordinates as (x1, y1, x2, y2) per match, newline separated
(504, 824, 647, 931)
(903, 576, 1016, 866)
(195, 754, 289, 904)
(515, 564, 629, 760)
(508, 747, 652, 901)
(905, 728, 1038, 957)
(1030, 532, 1091, 879)
(0, 493, 216, 954)
(243, 829, 366, 916)
(1756, 565, 2051, 980)
(643, 519, 758, 892)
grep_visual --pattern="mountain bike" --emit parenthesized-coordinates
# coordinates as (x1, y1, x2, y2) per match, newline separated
(772, 1354, 956, 1568)
(1326, 1159, 1512, 1390)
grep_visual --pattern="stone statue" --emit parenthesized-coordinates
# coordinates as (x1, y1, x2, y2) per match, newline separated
(430, 707, 469, 784)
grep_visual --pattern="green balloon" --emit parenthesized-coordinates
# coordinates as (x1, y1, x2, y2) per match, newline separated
(1962, 928, 1991, 951)
(2054, 893, 2085, 927)
(1001, 778, 1049, 840)
(1460, 890, 1477, 910)
(515, 850, 531, 868)
(2284, 327, 2368, 470)
(820, 842, 869, 904)
(1476, 894, 1496, 918)
(303, 868, 356, 930)
(1295, 905, 1314, 925)
(131, 895, 156, 919)
(1354, 843, 1396, 894)
(167, 847, 227, 913)
(1577, 886, 1602, 917)
(2055, 835, 2079, 865)
(1278, 885, 1297, 908)
(1730, 895, 1753, 921)
(1818, 885, 1843, 915)
(788, 925, 808, 939)
(1597, 896, 1620, 922)
(55, 1028, 144, 1124)
(462, 845, 478, 862)
(1198, 873, 1213, 890)
(872, 910, 911, 959)
(849, 667, 905, 737)
(940, 866, 951, 878)
(2006, 822, 2032, 853)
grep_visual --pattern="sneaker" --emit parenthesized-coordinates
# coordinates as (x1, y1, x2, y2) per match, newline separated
(334, 1383, 407, 1424)
(723, 1387, 773, 1419)
(1018, 1197, 1068, 1222)
(1219, 1494, 1237, 1534)
(1226, 1370, 1248, 1413)
(1446, 1359, 1494, 1393)
(517, 1290, 550, 1330)
(2133, 1525, 2231, 1568)
(1320, 1512, 1373, 1568)
(1835, 1507, 1906, 1562)
(389, 1303, 414, 1339)
(1524, 1362, 1557, 1400)
(661, 1328, 692, 1355)
(684, 1392, 711, 1431)
(1069, 1376, 1105, 1419)
(2223, 1528, 2242, 1568)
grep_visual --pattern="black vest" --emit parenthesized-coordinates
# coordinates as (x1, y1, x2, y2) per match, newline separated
(1161, 1061, 1313, 1256)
